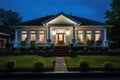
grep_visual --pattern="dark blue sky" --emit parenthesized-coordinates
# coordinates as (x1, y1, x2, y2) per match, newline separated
(0, 0, 112, 22)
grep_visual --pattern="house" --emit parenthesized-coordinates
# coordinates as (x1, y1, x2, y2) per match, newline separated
(0, 30, 10, 49)
(10, 12, 110, 48)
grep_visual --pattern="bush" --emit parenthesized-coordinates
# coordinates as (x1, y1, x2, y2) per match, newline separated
(96, 37, 103, 46)
(109, 41, 118, 50)
(40, 50, 45, 54)
(5, 61, 15, 71)
(34, 61, 44, 71)
(15, 48, 21, 54)
(86, 39, 94, 47)
(102, 62, 113, 71)
(6, 42, 13, 50)
(68, 50, 72, 54)
(79, 59, 89, 71)
(48, 49, 53, 54)
(30, 41, 38, 50)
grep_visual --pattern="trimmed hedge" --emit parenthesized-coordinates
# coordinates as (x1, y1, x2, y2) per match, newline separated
(79, 59, 89, 71)
(5, 61, 16, 71)
(34, 61, 44, 71)
(102, 62, 113, 71)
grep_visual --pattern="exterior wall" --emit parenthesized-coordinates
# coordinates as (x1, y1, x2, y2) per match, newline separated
(13, 27, 47, 48)
(13, 25, 108, 48)
(0, 35, 8, 48)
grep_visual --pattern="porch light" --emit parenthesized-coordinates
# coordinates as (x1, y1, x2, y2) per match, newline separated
(66, 31, 70, 35)
(52, 31, 56, 35)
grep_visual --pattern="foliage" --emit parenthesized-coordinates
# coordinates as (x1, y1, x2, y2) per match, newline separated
(30, 41, 38, 50)
(40, 50, 45, 54)
(5, 61, 15, 71)
(86, 39, 94, 47)
(96, 37, 103, 46)
(6, 42, 13, 50)
(48, 49, 53, 54)
(15, 48, 21, 54)
(105, 0, 120, 43)
(68, 49, 72, 54)
(109, 41, 118, 49)
(79, 59, 89, 71)
(102, 62, 113, 71)
(0, 8, 22, 26)
(34, 61, 44, 71)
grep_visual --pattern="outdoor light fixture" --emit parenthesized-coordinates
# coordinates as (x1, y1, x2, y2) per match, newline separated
(52, 31, 56, 35)
(66, 31, 70, 35)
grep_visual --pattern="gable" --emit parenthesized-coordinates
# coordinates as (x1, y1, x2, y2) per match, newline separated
(47, 14, 79, 24)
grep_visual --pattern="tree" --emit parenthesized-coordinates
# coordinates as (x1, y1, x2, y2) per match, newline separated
(0, 8, 22, 26)
(105, 0, 120, 41)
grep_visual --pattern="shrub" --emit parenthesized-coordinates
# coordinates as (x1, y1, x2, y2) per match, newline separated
(102, 62, 113, 71)
(34, 61, 44, 71)
(15, 48, 21, 54)
(109, 41, 118, 50)
(6, 42, 13, 50)
(30, 41, 38, 50)
(40, 50, 45, 54)
(79, 59, 89, 71)
(5, 61, 15, 71)
(48, 49, 53, 54)
(96, 37, 103, 46)
(68, 50, 72, 54)
(86, 39, 94, 47)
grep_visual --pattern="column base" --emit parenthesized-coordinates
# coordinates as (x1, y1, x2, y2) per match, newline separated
(47, 39, 51, 47)
(72, 39, 76, 47)
(103, 40, 108, 47)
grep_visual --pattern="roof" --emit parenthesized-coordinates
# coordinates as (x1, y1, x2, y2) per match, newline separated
(15, 12, 106, 26)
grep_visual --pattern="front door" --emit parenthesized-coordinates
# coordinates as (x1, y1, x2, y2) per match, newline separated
(57, 33, 65, 45)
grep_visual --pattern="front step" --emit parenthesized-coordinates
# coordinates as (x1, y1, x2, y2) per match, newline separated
(53, 46, 69, 56)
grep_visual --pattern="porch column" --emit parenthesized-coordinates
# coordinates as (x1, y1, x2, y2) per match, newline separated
(36, 30, 39, 43)
(83, 30, 86, 43)
(13, 30, 18, 48)
(91, 30, 95, 46)
(72, 26, 76, 47)
(103, 29, 108, 47)
(47, 25, 51, 47)
(27, 30, 31, 47)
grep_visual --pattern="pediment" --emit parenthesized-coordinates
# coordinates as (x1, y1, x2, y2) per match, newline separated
(42, 13, 80, 25)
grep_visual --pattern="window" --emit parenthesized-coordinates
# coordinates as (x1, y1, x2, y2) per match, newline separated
(95, 31, 100, 41)
(39, 31, 45, 42)
(86, 31, 91, 40)
(30, 31, 36, 41)
(77, 31, 83, 42)
(22, 31, 27, 41)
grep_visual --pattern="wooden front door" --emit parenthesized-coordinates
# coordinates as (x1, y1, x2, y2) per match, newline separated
(57, 33, 65, 45)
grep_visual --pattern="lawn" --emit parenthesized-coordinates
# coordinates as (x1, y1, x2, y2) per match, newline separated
(0, 55, 55, 70)
(65, 56, 120, 69)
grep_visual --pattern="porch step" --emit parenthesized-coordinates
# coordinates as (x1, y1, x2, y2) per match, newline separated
(53, 46, 69, 56)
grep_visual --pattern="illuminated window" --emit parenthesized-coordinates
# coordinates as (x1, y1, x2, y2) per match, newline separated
(86, 31, 91, 40)
(30, 31, 36, 41)
(77, 31, 83, 42)
(39, 31, 45, 43)
(22, 31, 27, 41)
(95, 31, 100, 41)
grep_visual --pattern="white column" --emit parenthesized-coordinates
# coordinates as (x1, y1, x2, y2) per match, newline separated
(27, 30, 31, 43)
(83, 30, 86, 43)
(72, 26, 76, 47)
(36, 30, 39, 43)
(104, 29, 108, 47)
(47, 25, 51, 47)
(15, 30, 17, 42)
(13, 30, 18, 48)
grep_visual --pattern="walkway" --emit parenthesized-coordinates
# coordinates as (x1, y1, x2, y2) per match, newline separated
(55, 57, 67, 72)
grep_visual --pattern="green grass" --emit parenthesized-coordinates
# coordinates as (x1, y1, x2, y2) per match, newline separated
(65, 56, 120, 68)
(0, 55, 55, 70)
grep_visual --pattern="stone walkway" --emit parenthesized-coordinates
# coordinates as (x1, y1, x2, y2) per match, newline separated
(55, 57, 67, 72)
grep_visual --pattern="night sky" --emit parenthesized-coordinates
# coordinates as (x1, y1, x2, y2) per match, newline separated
(0, 0, 112, 22)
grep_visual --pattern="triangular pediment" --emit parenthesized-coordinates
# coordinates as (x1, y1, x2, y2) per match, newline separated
(42, 13, 80, 25)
